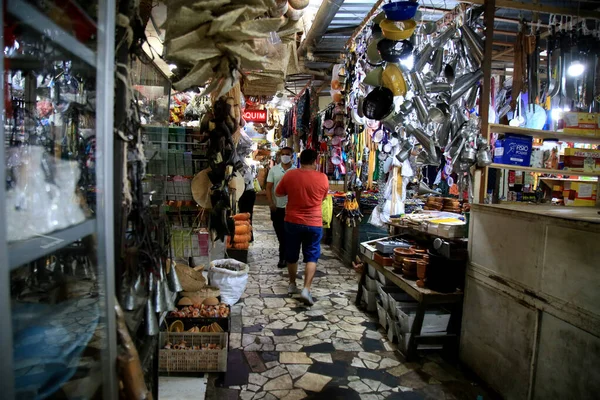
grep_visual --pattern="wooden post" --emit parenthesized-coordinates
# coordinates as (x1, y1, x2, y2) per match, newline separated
(478, 0, 496, 204)
(345, 0, 386, 48)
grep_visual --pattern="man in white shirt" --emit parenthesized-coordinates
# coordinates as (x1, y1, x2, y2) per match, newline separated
(266, 147, 295, 269)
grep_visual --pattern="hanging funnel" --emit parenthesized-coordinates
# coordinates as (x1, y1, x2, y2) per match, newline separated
(167, 259, 183, 292)
(145, 298, 159, 336)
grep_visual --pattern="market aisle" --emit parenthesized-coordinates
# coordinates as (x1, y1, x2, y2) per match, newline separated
(205, 206, 494, 400)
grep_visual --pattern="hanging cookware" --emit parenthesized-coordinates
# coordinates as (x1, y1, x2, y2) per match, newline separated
(331, 136, 342, 146)
(413, 95, 429, 125)
(396, 140, 413, 162)
(410, 71, 427, 95)
(426, 81, 452, 93)
(382, 112, 404, 132)
(367, 38, 384, 65)
(399, 100, 414, 115)
(433, 25, 458, 48)
(431, 48, 444, 77)
(476, 147, 492, 166)
(382, 1, 419, 21)
(363, 66, 384, 87)
(414, 43, 435, 72)
(382, 63, 408, 96)
(323, 119, 334, 129)
(363, 87, 394, 120)
(450, 69, 483, 104)
(428, 102, 450, 123)
(379, 19, 417, 41)
(377, 39, 414, 63)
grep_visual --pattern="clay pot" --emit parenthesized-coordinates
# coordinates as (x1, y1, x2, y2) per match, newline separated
(403, 258, 418, 270)
(417, 261, 428, 280)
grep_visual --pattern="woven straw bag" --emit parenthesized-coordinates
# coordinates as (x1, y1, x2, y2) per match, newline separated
(175, 263, 207, 291)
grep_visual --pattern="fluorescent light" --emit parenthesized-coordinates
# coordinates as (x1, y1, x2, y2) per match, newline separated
(540, 50, 548, 56)
(567, 60, 584, 77)
(505, 67, 514, 72)
(168, 64, 177, 71)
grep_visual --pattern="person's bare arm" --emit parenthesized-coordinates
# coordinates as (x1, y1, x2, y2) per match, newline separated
(275, 176, 287, 197)
(265, 182, 276, 211)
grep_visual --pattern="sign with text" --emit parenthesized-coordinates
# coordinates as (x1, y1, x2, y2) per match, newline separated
(243, 109, 267, 123)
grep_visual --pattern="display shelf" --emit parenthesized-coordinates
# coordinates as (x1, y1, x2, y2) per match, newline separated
(489, 163, 600, 177)
(6, 0, 97, 68)
(388, 223, 469, 243)
(488, 123, 600, 144)
(360, 255, 463, 304)
(539, 177, 598, 183)
(8, 219, 96, 270)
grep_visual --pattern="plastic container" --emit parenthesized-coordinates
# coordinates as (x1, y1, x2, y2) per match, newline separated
(382, 1, 419, 21)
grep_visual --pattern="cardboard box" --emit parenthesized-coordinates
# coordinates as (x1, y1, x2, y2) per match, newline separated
(563, 148, 600, 172)
(563, 112, 597, 128)
(563, 181, 597, 206)
(493, 134, 533, 166)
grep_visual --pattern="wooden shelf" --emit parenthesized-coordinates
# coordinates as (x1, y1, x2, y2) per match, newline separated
(488, 123, 600, 144)
(360, 255, 463, 304)
(539, 177, 598, 183)
(489, 163, 600, 177)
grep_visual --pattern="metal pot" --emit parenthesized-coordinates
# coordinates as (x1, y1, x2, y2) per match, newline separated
(428, 102, 450, 123)
(460, 146, 477, 163)
(476, 147, 492, 166)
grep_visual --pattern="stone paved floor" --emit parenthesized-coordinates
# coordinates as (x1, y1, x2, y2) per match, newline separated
(205, 206, 498, 400)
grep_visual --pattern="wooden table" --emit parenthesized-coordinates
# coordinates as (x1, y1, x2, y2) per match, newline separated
(357, 255, 464, 360)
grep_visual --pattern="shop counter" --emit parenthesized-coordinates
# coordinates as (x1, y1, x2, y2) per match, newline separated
(462, 203, 600, 400)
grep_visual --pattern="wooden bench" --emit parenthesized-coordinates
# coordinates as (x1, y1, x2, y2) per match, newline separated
(357, 255, 464, 361)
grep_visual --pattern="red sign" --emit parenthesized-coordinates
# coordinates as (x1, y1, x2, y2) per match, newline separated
(243, 110, 267, 123)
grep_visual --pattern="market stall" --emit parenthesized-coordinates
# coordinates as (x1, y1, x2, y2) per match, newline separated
(461, 1, 600, 399)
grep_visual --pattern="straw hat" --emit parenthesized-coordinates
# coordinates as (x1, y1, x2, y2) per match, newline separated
(192, 168, 213, 209)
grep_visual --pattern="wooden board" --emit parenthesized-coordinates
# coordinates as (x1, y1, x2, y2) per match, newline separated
(360, 255, 463, 304)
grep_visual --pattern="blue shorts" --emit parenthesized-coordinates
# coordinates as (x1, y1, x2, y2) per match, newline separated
(284, 222, 323, 264)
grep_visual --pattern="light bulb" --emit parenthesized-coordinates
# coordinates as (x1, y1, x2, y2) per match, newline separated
(400, 54, 415, 70)
(567, 60, 584, 77)
(551, 108, 562, 120)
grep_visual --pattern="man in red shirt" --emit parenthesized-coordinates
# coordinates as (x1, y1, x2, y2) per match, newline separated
(275, 149, 329, 306)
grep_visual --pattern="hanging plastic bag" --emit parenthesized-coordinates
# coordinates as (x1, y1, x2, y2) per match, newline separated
(208, 259, 249, 305)
(322, 195, 333, 228)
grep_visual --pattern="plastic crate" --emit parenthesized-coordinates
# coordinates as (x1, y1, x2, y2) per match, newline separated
(387, 292, 416, 318)
(396, 306, 451, 334)
(361, 285, 377, 312)
(365, 275, 378, 292)
(376, 301, 387, 329)
(367, 263, 377, 279)
(159, 332, 228, 372)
